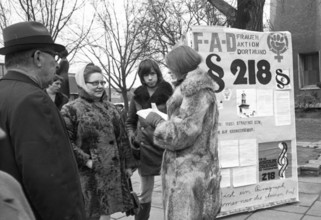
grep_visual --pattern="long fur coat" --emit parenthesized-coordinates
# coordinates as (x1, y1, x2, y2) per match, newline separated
(152, 68, 221, 220)
(61, 89, 136, 218)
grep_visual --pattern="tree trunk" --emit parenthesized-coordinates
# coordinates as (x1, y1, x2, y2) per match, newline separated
(207, 0, 265, 31)
(234, 0, 265, 31)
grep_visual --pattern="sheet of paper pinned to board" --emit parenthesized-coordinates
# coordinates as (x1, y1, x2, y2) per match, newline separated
(274, 90, 291, 126)
(239, 139, 257, 166)
(232, 166, 257, 187)
(219, 140, 239, 168)
(256, 89, 274, 117)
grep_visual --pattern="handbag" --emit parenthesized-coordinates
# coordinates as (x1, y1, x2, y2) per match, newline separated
(126, 177, 141, 216)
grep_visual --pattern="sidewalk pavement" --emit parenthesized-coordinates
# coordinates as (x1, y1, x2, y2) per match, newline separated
(111, 141, 321, 220)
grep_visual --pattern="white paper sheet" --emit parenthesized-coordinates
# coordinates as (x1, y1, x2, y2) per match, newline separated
(256, 89, 273, 116)
(239, 139, 257, 166)
(219, 140, 239, 168)
(137, 103, 168, 120)
(232, 166, 257, 187)
(274, 91, 291, 126)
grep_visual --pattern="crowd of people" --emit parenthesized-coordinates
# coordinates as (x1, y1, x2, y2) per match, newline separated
(0, 21, 221, 220)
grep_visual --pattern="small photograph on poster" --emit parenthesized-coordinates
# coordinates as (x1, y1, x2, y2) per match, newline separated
(236, 89, 257, 118)
(258, 140, 292, 182)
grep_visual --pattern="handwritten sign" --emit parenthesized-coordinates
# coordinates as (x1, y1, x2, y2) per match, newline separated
(188, 27, 298, 217)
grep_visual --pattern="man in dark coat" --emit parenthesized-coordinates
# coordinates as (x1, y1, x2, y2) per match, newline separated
(0, 21, 86, 220)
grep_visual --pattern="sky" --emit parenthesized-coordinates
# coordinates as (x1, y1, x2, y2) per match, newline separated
(0, 0, 271, 88)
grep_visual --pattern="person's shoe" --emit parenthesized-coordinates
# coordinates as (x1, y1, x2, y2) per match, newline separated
(135, 202, 151, 220)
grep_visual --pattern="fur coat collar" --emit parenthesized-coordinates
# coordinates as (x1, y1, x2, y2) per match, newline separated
(179, 67, 216, 97)
(133, 80, 173, 109)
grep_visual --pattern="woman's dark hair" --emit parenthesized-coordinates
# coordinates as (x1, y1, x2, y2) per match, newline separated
(83, 63, 102, 82)
(137, 59, 163, 86)
(48, 74, 64, 86)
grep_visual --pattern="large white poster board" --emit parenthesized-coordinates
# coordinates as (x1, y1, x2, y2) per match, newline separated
(188, 26, 298, 217)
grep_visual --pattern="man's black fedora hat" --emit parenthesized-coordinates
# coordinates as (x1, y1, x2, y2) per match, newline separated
(0, 21, 65, 55)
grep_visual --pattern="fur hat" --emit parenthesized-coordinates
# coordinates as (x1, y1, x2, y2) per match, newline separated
(0, 21, 65, 55)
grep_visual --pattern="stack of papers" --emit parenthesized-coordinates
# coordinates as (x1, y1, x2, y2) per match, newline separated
(136, 103, 168, 120)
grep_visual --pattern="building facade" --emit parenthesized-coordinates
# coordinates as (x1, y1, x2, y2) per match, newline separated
(270, 0, 321, 107)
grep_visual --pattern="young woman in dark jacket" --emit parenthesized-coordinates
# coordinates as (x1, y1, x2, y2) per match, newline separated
(126, 59, 173, 220)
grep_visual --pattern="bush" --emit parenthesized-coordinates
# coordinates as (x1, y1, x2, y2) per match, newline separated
(295, 91, 319, 110)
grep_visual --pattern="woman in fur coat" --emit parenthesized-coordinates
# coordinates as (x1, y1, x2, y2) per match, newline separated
(61, 63, 136, 220)
(126, 59, 173, 220)
(145, 45, 222, 220)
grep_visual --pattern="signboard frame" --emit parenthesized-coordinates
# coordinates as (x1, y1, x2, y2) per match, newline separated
(187, 26, 298, 217)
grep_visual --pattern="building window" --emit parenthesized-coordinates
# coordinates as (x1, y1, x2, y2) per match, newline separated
(0, 63, 5, 79)
(299, 52, 320, 89)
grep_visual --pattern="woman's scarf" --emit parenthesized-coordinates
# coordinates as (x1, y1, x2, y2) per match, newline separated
(75, 64, 91, 94)
(75, 64, 107, 102)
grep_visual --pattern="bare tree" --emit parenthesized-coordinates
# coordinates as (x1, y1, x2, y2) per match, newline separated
(82, 0, 155, 111)
(0, 0, 92, 60)
(207, 0, 265, 31)
(146, 0, 226, 60)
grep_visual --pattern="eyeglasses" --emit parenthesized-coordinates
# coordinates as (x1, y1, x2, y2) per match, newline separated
(86, 81, 107, 87)
(31, 49, 60, 62)
(40, 50, 60, 61)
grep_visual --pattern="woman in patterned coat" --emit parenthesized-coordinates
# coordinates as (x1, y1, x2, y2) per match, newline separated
(61, 63, 136, 220)
(145, 45, 222, 220)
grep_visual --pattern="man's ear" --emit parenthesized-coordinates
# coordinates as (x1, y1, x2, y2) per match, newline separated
(32, 50, 42, 67)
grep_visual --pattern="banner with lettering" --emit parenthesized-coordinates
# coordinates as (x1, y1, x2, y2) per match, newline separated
(187, 26, 298, 217)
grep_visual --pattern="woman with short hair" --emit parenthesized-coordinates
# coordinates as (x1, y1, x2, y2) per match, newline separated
(145, 45, 221, 220)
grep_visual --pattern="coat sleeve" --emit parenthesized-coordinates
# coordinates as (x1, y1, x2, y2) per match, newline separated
(10, 92, 85, 220)
(113, 107, 137, 169)
(153, 90, 212, 151)
(125, 97, 138, 139)
(60, 104, 90, 166)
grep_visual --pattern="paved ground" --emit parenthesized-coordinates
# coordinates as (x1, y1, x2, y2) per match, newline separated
(110, 114, 321, 220)
(112, 166, 321, 220)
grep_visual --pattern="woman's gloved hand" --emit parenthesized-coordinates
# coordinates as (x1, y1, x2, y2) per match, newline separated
(145, 111, 165, 128)
(128, 132, 140, 160)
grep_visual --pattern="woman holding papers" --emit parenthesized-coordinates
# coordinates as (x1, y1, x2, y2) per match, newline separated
(145, 45, 221, 220)
(126, 59, 173, 220)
